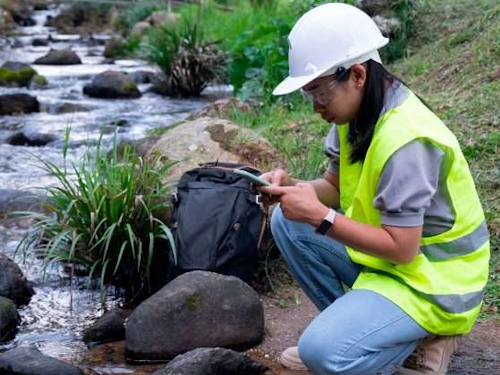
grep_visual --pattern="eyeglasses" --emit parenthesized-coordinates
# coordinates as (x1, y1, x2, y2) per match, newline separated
(301, 68, 349, 106)
(301, 77, 340, 106)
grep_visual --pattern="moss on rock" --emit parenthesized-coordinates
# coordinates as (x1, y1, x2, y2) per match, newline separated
(0, 65, 36, 87)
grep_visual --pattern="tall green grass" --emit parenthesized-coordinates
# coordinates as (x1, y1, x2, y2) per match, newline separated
(16, 129, 177, 304)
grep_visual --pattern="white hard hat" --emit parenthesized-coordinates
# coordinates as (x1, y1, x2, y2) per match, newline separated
(273, 3, 389, 96)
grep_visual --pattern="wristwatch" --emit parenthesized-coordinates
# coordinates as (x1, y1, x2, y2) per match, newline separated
(315, 208, 336, 235)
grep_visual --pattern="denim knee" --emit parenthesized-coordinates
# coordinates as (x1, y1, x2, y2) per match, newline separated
(298, 328, 370, 375)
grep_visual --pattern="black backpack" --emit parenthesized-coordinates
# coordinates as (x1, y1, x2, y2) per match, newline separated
(168, 162, 268, 283)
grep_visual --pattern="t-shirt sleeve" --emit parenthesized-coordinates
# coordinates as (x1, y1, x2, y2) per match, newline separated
(324, 125, 340, 176)
(373, 139, 445, 227)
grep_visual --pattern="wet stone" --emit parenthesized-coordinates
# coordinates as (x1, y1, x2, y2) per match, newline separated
(151, 347, 268, 375)
(0, 253, 35, 306)
(0, 296, 20, 342)
(34, 49, 82, 65)
(0, 347, 85, 375)
(83, 309, 131, 347)
(0, 94, 40, 115)
(83, 70, 142, 99)
(7, 132, 55, 147)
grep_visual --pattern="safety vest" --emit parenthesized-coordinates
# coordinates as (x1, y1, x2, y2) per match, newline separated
(337, 91, 490, 335)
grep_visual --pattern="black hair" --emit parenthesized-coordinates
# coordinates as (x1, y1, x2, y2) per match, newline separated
(343, 60, 430, 164)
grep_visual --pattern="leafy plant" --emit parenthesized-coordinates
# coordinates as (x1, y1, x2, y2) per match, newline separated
(16, 128, 177, 304)
(143, 17, 226, 97)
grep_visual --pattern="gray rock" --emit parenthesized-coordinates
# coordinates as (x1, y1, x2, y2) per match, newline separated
(0, 189, 43, 214)
(32, 38, 49, 46)
(0, 94, 40, 115)
(355, 0, 394, 16)
(83, 70, 142, 99)
(7, 132, 56, 147)
(0, 347, 84, 375)
(125, 271, 264, 362)
(104, 37, 125, 58)
(130, 21, 150, 37)
(34, 49, 82, 65)
(372, 15, 401, 38)
(83, 309, 131, 347)
(151, 347, 268, 375)
(128, 70, 155, 85)
(0, 253, 35, 305)
(0, 296, 20, 342)
(46, 102, 92, 114)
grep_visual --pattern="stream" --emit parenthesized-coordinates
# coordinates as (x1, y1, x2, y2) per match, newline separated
(0, 3, 223, 373)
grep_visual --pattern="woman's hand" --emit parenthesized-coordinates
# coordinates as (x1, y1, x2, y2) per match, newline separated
(257, 169, 296, 208)
(259, 183, 328, 226)
(259, 169, 295, 187)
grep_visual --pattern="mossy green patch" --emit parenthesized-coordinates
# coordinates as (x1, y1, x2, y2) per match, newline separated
(33, 75, 48, 88)
(185, 292, 202, 312)
(0, 66, 36, 87)
(123, 81, 138, 92)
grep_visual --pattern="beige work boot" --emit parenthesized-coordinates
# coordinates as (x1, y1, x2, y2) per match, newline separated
(397, 336, 460, 375)
(279, 346, 308, 371)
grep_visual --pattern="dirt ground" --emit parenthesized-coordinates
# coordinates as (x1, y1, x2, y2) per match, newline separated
(247, 288, 500, 375)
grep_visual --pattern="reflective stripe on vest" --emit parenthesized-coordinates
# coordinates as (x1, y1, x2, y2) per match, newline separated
(421, 220, 489, 261)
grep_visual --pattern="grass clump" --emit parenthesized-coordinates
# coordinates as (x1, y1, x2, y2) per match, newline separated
(17, 128, 177, 304)
(143, 17, 226, 97)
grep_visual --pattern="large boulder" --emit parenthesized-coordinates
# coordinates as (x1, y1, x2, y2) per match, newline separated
(355, 0, 394, 16)
(0, 347, 84, 375)
(34, 49, 82, 65)
(83, 70, 142, 99)
(83, 309, 131, 347)
(130, 21, 150, 37)
(0, 253, 35, 305)
(125, 271, 264, 362)
(151, 347, 268, 375)
(148, 117, 283, 183)
(0, 296, 20, 342)
(187, 98, 251, 121)
(145, 11, 180, 27)
(103, 37, 125, 58)
(0, 62, 37, 87)
(0, 94, 40, 115)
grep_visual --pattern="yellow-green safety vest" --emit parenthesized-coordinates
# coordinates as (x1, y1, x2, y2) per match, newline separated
(337, 91, 490, 335)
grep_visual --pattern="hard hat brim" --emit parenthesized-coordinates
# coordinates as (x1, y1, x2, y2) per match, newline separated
(272, 74, 322, 96)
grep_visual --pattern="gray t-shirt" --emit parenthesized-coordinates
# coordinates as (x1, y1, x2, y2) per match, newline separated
(324, 82, 455, 236)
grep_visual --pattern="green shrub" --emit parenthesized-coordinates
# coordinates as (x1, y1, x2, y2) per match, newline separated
(16, 129, 177, 304)
(143, 17, 226, 97)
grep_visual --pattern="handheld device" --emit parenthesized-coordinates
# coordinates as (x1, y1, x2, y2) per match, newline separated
(234, 169, 271, 186)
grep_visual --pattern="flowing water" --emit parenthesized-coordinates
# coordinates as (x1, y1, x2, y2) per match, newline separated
(0, 4, 224, 372)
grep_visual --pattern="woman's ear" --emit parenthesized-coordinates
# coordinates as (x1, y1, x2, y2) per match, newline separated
(350, 64, 367, 88)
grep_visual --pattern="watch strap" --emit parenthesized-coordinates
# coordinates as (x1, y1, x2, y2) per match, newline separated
(315, 208, 336, 235)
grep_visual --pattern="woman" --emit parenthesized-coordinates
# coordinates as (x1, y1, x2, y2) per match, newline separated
(258, 3, 490, 375)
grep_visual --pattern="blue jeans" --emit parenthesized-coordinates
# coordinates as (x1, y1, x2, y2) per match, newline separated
(271, 206, 430, 375)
